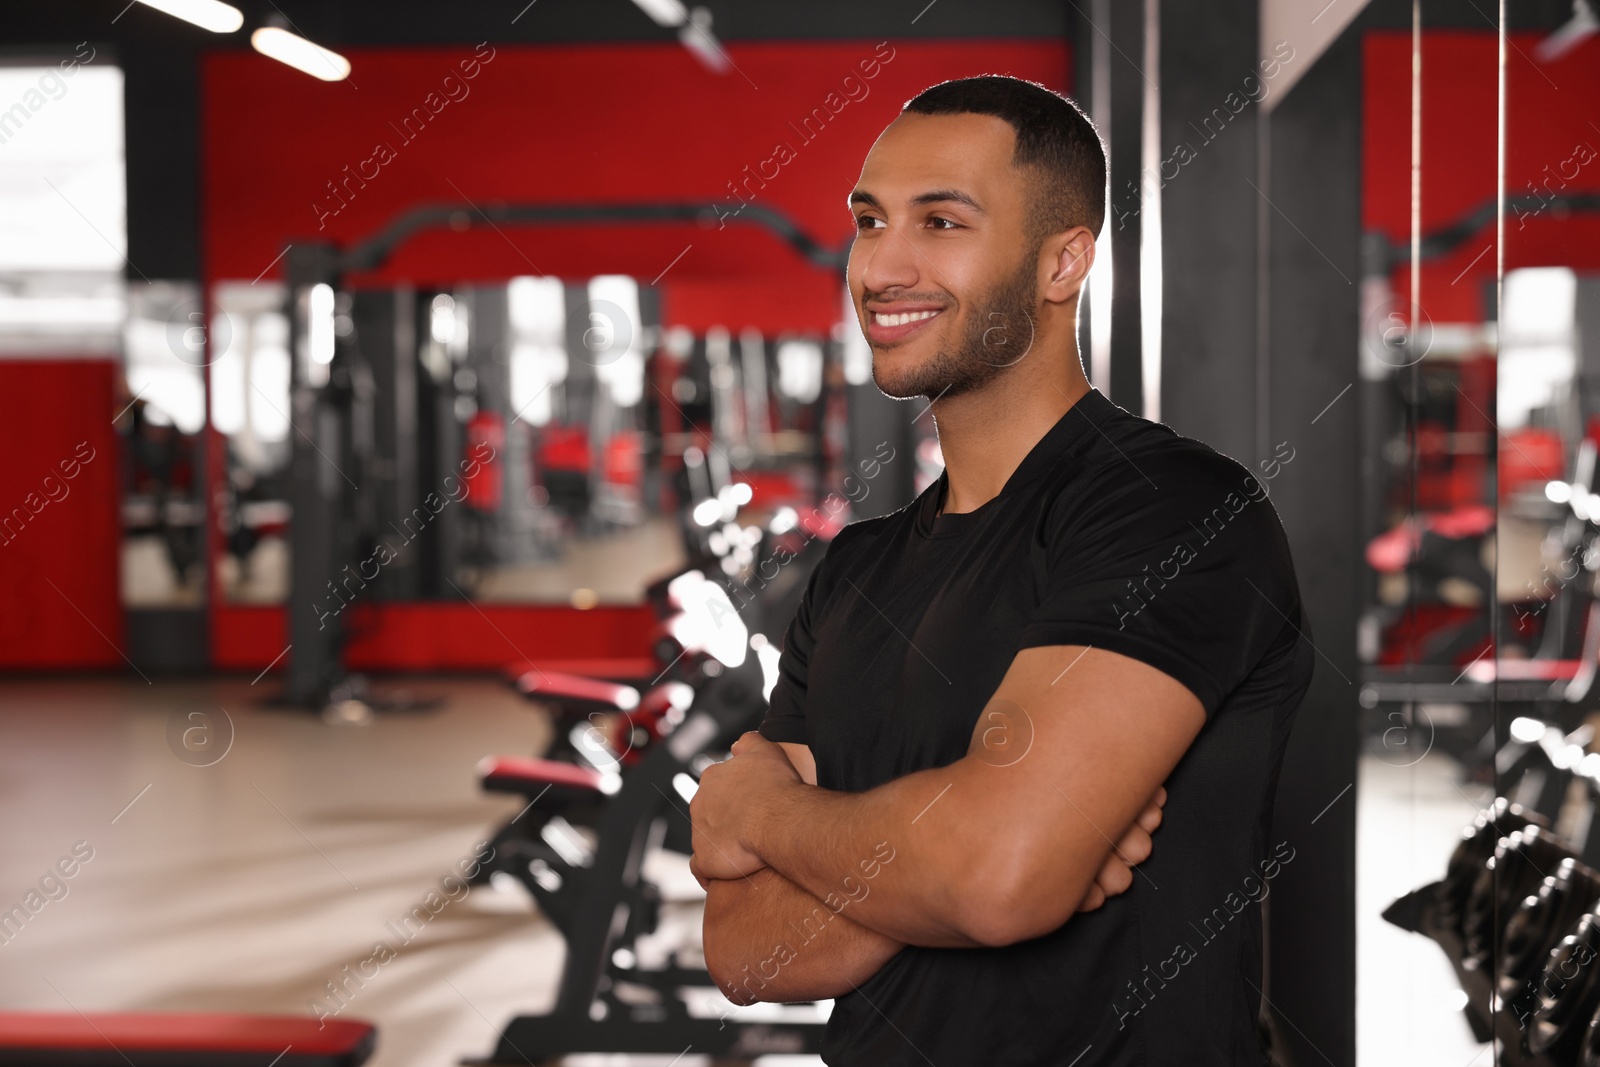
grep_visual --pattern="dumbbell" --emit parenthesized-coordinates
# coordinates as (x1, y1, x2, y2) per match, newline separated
(1463, 825, 1578, 974)
(1502, 858, 1600, 997)
(1527, 909, 1600, 1064)
(1437, 798, 1548, 939)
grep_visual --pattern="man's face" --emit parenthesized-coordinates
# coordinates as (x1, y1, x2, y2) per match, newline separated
(847, 112, 1041, 401)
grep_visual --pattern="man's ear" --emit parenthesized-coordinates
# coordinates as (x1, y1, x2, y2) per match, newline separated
(1044, 227, 1095, 305)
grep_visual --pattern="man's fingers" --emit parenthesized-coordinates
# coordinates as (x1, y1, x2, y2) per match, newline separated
(1116, 826, 1153, 866)
(729, 731, 762, 756)
(1088, 805, 1163, 911)
(1098, 858, 1134, 897)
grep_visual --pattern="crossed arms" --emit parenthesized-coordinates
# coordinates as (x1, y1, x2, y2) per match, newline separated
(690, 643, 1208, 1005)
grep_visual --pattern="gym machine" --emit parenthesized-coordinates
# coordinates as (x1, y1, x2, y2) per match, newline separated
(274, 199, 913, 717)
(1359, 194, 1600, 771)
(463, 402, 851, 1061)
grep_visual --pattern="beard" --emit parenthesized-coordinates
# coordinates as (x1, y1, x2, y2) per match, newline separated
(869, 248, 1040, 401)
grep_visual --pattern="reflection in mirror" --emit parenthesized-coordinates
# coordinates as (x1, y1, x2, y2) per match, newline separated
(212, 281, 291, 604)
(1356, 9, 1503, 1064)
(1478, 20, 1600, 1060)
(1361, 4, 1600, 1063)
(120, 281, 208, 607)
(210, 275, 841, 608)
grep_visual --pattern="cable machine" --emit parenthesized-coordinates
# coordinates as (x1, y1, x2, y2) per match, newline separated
(277, 200, 917, 714)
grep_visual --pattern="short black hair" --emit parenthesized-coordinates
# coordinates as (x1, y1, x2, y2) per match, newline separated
(902, 75, 1106, 249)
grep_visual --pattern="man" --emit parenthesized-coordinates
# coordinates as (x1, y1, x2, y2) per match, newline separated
(689, 75, 1315, 1066)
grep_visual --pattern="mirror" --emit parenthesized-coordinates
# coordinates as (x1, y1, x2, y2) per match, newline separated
(208, 276, 842, 608)
(1357, 3, 1600, 1062)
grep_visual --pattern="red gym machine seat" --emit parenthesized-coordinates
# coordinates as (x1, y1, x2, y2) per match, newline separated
(506, 667, 640, 716)
(476, 755, 616, 799)
(0, 1013, 375, 1067)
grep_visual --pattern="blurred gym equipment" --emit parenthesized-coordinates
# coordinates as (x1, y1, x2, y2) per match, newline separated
(1384, 795, 1600, 1065)
(474, 603, 828, 1062)
(273, 199, 903, 720)
(463, 414, 840, 1060)
(1360, 202, 1600, 787)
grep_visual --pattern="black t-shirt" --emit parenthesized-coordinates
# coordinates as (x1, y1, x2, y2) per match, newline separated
(758, 387, 1316, 1066)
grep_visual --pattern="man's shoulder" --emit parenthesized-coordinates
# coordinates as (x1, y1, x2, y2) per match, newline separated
(1038, 414, 1303, 601)
(1071, 407, 1278, 501)
(1047, 415, 1288, 528)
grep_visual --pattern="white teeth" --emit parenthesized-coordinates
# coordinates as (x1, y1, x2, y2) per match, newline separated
(873, 310, 940, 327)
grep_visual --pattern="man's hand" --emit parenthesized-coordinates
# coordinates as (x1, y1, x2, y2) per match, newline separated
(689, 731, 803, 884)
(1076, 786, 1165, 912)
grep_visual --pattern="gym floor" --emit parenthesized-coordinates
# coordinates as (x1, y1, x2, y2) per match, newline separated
(1356, 750, 1493, 1066)
(0, 678, 1481, 1066)
(0, 678, 823, 1066)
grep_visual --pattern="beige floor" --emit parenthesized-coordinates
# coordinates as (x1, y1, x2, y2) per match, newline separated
(1357, 747, 1500, 1066)
(199, 518, 689, 609)
(0, 676, 819, 1067)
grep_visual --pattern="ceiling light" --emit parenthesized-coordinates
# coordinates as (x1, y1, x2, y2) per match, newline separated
(1535, 0, 1598, 62)
(251, 26, 351, 82)
(631, 0, 689, 26)
(678, 7, 730, 74)
(135, 0, 243, 33)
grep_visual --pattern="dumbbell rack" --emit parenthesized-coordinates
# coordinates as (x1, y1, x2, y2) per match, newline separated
(1386, 797, 1600, 1066)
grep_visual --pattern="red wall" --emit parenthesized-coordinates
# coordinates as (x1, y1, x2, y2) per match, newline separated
(0, 361, 121, 670)
(1364, 31, 1600, 323)
(201, 39, 1073, 333)
(212, 602, 657, 675)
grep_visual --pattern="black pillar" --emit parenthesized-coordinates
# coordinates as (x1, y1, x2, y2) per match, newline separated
(1152, 8, 1360, 1064)
(1156, 0, 1262, 463)
(285, 242, 348, 706)
(1259, 32, 1364, 1067)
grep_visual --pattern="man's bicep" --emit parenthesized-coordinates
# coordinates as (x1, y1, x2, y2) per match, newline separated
(963, 644, 1205, 937)
(778, 742, 817, 786)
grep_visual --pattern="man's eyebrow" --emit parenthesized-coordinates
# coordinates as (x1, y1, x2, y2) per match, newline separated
(847, 189, 988, 216)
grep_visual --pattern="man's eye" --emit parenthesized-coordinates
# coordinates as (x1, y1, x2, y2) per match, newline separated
(856, 216, 883, 231)
(928, 217, 959, 230)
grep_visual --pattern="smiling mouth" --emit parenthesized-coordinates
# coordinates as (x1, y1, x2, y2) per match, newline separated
(870, 309, 942, 328)
(865, 308, 946, 345)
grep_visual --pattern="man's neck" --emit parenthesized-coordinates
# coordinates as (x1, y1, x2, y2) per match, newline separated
(933, 365, 1092, 517)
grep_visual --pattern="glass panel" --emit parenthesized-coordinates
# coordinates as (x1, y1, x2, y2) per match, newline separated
(1355, 7, 1503, 1064)
(1482, 7, 1600, 1059)
(1359, 4, 1600, 1063)
(210, 276, 844, 607)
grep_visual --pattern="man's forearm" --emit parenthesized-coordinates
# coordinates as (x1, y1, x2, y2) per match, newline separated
(744, 758, 1111, 948)
(702, 867, 904, 1005)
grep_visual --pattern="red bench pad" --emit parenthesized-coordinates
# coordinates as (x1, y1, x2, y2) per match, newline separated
(0, 1013, 374, 1066)
(510, 669, 639, 711)
(476, 756, 608, 795)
